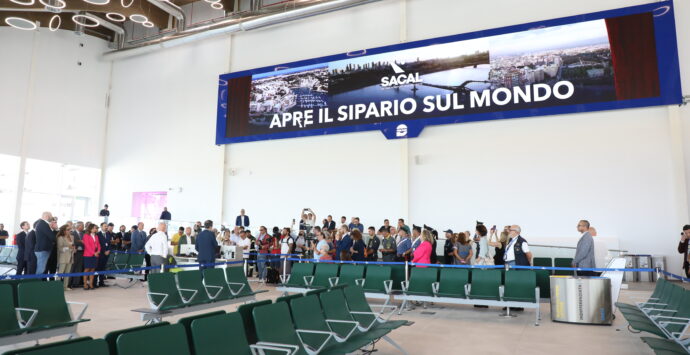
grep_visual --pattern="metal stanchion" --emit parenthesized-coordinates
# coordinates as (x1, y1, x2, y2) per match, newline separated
(282, 256, 287, 283)
(405, 261, 409, 283)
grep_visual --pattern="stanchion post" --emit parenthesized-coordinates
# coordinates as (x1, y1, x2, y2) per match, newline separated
(405, 261, 409, 283)
(282, 256, 287, 282)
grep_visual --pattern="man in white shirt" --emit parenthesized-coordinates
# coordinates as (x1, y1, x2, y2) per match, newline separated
(145, 222, 169, 273)
(229, 226, 242, 245)
(313, 227, 328, 259)
(237, 230, 251, 259)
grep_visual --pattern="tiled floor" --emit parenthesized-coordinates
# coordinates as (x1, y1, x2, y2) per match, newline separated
(5, 279, 682, 355)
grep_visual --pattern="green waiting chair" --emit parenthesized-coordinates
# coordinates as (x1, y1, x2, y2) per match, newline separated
(253, 301, 318, 355)
(336, 264, 365, 286)
(641, 336, 690, 355)
(126, 253, 145, 269)
(176, 270, 219, 305)
(433, 268, 469, 298)
(532, 257, 552, 268)
(146, 272, 188, 311)
(402, 268, 437, 296)
(534, 270, 551, 299)
(3, 337, 108, 355)
(289, 294, 382, 353)
(342, 285, 407, 330)
(283, 263, 315, 288)
(115, 323, 190, 355)
(202, 268, 234, 300)
(276, 293, 304, 304)
(616, 278, 668, 311)
(0, 247, 12, 264)
(360, 266, 392, 295)
(554, 258, 574, 276)
(389, 265, 406, 291)
(107, 252, 130, 270)
(308, 263, 339, 288)
(503, 270, 540, 324)
(190, 312, 295, 355)
(17, 281, 89, 329)
(104, 323, 169, 355)
(237, 300, 272, 345)
(468, 269, 502, 301)
(225, 266, 267, 297)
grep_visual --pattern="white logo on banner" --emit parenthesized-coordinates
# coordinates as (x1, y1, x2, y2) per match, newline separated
(396, 124, 408, 137)
(381, 62, 422, 88)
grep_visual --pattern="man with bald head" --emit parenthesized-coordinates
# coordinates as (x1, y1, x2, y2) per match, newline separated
(145, 222, 169, 273)
(34, 211, 55, 274)
(503, 225, 532, 267)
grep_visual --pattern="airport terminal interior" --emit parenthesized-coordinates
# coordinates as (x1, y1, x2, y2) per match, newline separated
(1, 0, 690, 354)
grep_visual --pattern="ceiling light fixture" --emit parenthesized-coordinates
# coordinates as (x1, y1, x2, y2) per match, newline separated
(121, 0, 133, 8)
(210, 2, 223, 9)
(72, 14, 100, 28)
(49, 14, 61, 31)
(39, 0, 66, 10)
(129, 14, 148, 23)
(105, 12, 126, 22)
(142, 21, 154, 28)
(9, 0, 35, 5)
(84, 0, 110, 4)
(203, 0, 221, 3)
(4, 16, 37, 30)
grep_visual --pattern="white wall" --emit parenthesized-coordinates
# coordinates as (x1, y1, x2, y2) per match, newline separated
(0, 28, 111, 229)
(100, 0, 690, 273)
(100, 36, 229, 224)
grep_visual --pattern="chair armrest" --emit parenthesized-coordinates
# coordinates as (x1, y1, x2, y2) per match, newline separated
(638, 302, 668, 307)
(499, 285, 505, 301)
(535, 287, 540, 302)
(204, 285, 224, 300)
(66, 301, 88, 321)
(146, 292, 169, 311)
(328, 277, 339, 287)
(15, 307, 38, 328)
(383, 280, 393, 294)
(464, 284, 471, 299)
(280, 274, 290, 285)
(654, 316, 690, 322)
(304, 275, 314, 287)
(647, 309, 677, 314)
(355, 278, 365, 287)
(295, 329, 334, 354)
(325, 319, 358, 341)
(227, 282, 246, 296)
(431, 282, 439, 296)
(401, 281, 409, 292)
(251, 342, 299, 355)
(178, 288, 198, 304)
(348, 311, 377, 331)
(368, 304, 398, 322)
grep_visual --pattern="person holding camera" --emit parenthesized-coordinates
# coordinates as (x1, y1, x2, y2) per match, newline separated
(679, 225, 690, 278)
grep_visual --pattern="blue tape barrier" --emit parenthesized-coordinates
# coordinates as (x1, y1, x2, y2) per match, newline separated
(0, 259, 246, 281)
(661, 270, 690, 282)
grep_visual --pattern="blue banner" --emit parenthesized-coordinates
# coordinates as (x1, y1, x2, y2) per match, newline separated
(216, 1, 682, 144)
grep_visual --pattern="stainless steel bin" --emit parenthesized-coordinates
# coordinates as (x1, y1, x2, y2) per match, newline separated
(638, 255, 653, 282)
(623, 255, 638, 282)
(652, 256, 667, 281)
(550, 275, 612, 325)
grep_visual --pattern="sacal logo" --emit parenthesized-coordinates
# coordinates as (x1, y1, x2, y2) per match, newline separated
(396, 124, 408, 137)
(380, 62, 422, 88)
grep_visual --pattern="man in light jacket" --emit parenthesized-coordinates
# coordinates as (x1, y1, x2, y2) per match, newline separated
(573, 220, 596, 276)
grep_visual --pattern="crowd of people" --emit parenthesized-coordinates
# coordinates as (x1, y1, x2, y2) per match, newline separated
(5, 203, 651, 289)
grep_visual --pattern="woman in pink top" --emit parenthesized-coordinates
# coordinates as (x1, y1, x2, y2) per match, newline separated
(412, 230, 433, 267)
(82, 223, 101, 290)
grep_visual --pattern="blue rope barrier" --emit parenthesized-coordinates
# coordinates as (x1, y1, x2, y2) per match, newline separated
(0, 259, 246, 281)
(660, 270, 690, 282)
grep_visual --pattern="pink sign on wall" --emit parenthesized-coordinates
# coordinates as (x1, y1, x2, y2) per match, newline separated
(131, 191, 167, 219)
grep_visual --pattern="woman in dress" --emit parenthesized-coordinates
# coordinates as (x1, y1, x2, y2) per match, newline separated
(82, 223, 101, 290)
(350, 229, 366, 261)
(412, 230, 433, 267)
(56, 224, 75, 290)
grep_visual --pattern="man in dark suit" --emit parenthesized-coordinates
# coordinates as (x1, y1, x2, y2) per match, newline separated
(195, 220, 218, 274)
(573, 220, 596, 277)
(70, 222, 85, 288)
(235, 209, 250, 228)
(24, 229, 37, 274)
(33, 212, 55, 275)
(14, 221, 30, 275)
(679, 225, 690, 278)
(325, 215, 336, 231)
(160, 207, 171, 221)
(96, 222, 111, 287)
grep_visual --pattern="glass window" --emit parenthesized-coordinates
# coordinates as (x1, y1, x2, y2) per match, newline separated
(0, 154, 20, 231)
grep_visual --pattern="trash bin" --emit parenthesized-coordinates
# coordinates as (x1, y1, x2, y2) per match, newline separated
(637, 255, 653, 282)
(652, 256, 667, 281)
(623, 255, 638, 282)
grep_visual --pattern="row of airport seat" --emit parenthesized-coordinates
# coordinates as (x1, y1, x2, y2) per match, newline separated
(0, 247, 19, 274)
(4, 284, 409, 355)
(278, 262, 543, 324)
(617, 278, 690, 354)
(0, 280, 89, 347)
(532, 257, 575, 275)
(134, 266, 267, 323)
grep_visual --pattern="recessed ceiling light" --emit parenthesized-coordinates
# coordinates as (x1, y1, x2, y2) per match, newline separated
(142, 21, 154, 28)
(211, 2, 223, 9)
(49, 14, 61, 31)
(83, 0, 109, 4)
(72, 14, 100, 28)
(9, 0, 35, 5)
(105, 12, 126, 22)
(4, 16, 37, 30)
(204, 0, 221, 3)
(121, 0, 133, 7)
(129, 14, 148, 23)
(38, 0, 66, 10)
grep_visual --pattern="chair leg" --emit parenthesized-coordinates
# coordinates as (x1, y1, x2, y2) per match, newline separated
(398, 299, 407, 315)
(499, 306, 517, 318)
(382, 335, 408, 355)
